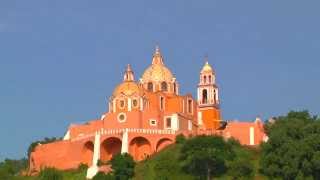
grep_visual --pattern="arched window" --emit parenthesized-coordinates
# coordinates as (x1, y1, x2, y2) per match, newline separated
(161, 82, 168, 91)
(173, 83, 177, 94)
(208, 75, 212, 83)
(147, 82, 153, 91)
(160, 96, 164, 110)
(188, 99, 193, 114)
(204, 76, 207, 84)
(214, 90, 217, 104)
(202, 89, 208, 104)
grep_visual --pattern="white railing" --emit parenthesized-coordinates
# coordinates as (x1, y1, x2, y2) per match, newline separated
(71, 128, 176, 142)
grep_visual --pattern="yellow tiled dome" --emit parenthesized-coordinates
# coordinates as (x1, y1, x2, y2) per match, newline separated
(201, 61, 214, 73)
(141, 46, 175, 83)
(113, 81, 144, 97)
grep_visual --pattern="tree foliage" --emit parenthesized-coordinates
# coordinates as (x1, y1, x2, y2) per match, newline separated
(0, 158, 28, 179)
(175, 134, 186, 144)
(110, 153, 135, 180)
(260, 110, 320, 179)
(180, 135, 234, 179)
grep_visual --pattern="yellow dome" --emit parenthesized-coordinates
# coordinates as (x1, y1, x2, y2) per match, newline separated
(142, 64, 174, 83)
(201, 61, 214, 73)
(141, 46, 175, 83)
(113, 81, 144, 97)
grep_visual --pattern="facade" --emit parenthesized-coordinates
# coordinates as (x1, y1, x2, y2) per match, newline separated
(29, 47, 267, 178)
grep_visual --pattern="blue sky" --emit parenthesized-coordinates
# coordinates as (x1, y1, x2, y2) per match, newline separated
(0, 1, 319, 160)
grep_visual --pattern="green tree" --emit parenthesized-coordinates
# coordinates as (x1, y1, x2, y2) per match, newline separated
(228, 158, 253, 179)
(180, 135, 234, 180)
(260, 111, 320, 179)
(175, 134, 186, 144)
(110, 153, 135, 180)
(92, 172, 115, 180)
(0, 158, 28, 179)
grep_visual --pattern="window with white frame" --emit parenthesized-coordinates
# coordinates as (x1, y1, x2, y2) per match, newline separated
(149, 119, 157, 126)
(165, 117, 172, 128)
(117, 113, 127, 123)
(188, 99, 193, 114)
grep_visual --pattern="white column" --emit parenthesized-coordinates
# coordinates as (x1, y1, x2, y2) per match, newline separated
(113, 100, 116, 113)
(92, 132, 101, 166)
(86, 132, 100, 179)
(128, 98, 132, 111)
(171, 114, 179, 131)
(198, 112, 203, 126)
(188, 120, 192, 130)
(140, 98, 143, 111)
(250, 127, 255, 145)
(121, 129, 129, 153)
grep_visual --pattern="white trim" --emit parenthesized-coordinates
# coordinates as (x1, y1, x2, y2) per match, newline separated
(140, 98, 143, 111)
(182, 99, 185, 113)
(113, 100, 116, 113)
(128, 98, 132, 111)
(197, 112, 203, 126)
(250, 127, 255, 145)
(63, 130, 70, 140)
(188, 120, 192, 130)
(121, 129, 128, 153)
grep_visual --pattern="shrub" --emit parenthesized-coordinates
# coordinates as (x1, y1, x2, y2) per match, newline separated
(228, 158, 254, 179)
(38, 167, 63, 180)
(175, 134, 186, 144)
(92, 172, 115, 180)
(110, 153, 135, 180)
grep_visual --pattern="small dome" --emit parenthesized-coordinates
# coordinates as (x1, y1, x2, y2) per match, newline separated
(201, 61, 214, 73)
(113, 81, 144, 97)
(113, 64, 144, 97)
(141, 46, 175, 83)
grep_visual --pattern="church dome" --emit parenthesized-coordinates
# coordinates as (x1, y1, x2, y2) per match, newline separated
(141, 46, 175, 83)
(112, 81, 144, 97)
(112, 64, 144, 97)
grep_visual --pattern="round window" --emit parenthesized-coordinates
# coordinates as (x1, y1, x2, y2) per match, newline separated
(117, 113, 126, 123)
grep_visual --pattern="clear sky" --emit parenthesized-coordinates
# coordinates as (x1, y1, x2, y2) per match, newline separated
(0, 1, 319, 160)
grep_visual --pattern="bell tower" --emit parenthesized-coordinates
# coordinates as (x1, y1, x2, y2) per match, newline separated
(197, 59, 221, 130)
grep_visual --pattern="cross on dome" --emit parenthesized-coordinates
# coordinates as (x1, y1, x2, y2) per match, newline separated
(152, 45, 164, 65)
(201, 57, 214, 73)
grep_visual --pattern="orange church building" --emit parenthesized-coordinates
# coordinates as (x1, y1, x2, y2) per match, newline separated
(29, 46, 267, 178)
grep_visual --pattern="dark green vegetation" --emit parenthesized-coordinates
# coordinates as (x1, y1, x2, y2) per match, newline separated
(260, 111, 320, 179)
(1, 111, 319, 180)
(134, 136, 260, 180)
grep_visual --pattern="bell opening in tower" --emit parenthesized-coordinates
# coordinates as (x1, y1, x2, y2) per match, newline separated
(202, 89, 208, 104)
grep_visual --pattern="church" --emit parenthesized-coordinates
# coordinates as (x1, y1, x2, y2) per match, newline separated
(29, 46, 267, 178)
